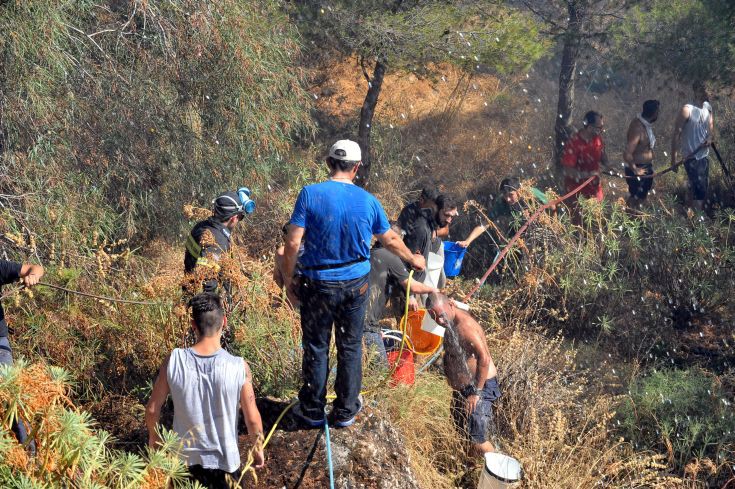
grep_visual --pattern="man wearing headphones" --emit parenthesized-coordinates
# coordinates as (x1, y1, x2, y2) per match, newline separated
(184, 189, 254, 295)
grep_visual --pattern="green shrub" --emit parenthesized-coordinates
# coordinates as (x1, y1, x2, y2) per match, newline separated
(618, 368, 735, 477)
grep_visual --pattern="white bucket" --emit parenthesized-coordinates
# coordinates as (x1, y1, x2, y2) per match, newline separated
(420, 311, 445, 338)
(425, 251, 444, 289)
(477, 453, 522, 489)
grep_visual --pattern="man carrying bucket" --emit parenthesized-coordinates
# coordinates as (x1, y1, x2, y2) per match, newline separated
(400, 193, 459, 302)
(426, 292, 500, 455)
(364, 247, 438, 364)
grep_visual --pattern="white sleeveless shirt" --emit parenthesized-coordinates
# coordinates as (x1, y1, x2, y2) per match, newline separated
(682, 102, 712, 160)
(167, 347, 247, 472)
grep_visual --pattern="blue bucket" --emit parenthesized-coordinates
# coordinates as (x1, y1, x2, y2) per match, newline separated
(443, 241, 467, 277)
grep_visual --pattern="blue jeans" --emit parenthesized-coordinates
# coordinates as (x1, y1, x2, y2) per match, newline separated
(363, 331, 388, 366)
(0, 336, 31, 447)
(298, 275, 368, 421)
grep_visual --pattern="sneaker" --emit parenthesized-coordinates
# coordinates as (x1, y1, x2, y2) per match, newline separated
(329, 395, 363, 428)
(291, 402, 326, 429)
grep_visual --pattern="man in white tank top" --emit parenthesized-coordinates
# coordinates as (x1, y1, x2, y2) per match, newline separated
(671, 81, 715, 212)
(146, 293, 264, 488)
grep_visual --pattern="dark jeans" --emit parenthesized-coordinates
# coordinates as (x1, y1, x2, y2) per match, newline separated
(0, 336, 31, 448)
(684, 157, 710, 201)
(298, 275, 369, 421)
(188, 465, 242, 488)
(625, 164, 654, 199)
(363, 330, 388, 366)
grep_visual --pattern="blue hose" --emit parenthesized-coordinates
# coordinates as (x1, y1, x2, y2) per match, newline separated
(324, 422, 335, 489)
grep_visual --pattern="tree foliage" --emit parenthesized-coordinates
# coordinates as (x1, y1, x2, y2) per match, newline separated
(0, 0, 314, 248)
(612, 0, 735, 84)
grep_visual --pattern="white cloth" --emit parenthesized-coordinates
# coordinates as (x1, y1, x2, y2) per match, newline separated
(637, 114, 656, 150)
(168, 348, 247, 472)
(682, 102, 712, 160)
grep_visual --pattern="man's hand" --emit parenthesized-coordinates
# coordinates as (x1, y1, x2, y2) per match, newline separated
(286, 280, 300, 308)
(20, 264, 44, 287)
(456, 240, 470, 248)
(410, 254, 426, 272)
(465, 394, 480, 415)
(632, 165, 646, 176)
(408, 296, 419, 312)
(252, 449, 265, 469)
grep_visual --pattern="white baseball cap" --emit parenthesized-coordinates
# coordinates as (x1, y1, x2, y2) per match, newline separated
(328, 139, 362, 162)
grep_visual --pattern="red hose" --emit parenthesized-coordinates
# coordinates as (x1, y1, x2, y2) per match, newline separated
(463, 176, 595, 301)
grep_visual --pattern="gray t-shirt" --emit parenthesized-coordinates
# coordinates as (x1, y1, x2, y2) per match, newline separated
(167, 347, 247, 472)
(365, 248, 409, 332)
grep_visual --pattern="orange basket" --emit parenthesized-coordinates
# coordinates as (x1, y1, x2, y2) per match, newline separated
(401, 309, 443, 356)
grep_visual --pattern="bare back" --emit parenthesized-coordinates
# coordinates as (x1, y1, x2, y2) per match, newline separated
(443, 310, 497, 391)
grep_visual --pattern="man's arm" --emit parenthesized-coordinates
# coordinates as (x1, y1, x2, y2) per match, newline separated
(671, 105, 690, 167)
(457, 225, 487, 248)
(282, 224, 305, 306)
(241, 361, 265, 468)
(400, 278, 437, 295)
(376, 229, 425, 271)
(463, 322, 492, 415)
(145, 356, 171, 448)
(19, 263, 44, 287)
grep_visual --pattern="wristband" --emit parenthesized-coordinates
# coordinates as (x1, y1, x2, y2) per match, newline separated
(461, 384, 478, 397)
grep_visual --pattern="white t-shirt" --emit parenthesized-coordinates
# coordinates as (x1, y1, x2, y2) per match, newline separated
(167, 348, 247, 472)
(682, 102, 712, 160)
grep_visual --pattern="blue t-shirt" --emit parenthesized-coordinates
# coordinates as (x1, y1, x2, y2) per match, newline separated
(290, 181, 390, 281)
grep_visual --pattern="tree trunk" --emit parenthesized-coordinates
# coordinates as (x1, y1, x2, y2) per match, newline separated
(554, 1, 585, 166)
(356, 59, 386, 187)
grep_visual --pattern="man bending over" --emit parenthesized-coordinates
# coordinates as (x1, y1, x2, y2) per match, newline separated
(426, 292, 500, 455)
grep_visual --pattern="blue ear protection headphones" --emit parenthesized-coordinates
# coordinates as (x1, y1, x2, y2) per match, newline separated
(237, 187, 256, 214)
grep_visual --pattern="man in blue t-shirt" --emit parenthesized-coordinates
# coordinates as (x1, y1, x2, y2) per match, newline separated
(282, 139, 425, 428)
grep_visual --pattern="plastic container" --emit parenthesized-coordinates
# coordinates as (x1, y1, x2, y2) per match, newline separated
(386, 348, 415, 386)
(402, 309, 442, 355)
(443, 241, 468, 277)
(383, 331, 415, 386)
(477, 453, 522, 489)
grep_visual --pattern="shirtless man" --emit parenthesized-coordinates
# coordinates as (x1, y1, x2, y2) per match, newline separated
(623, 100, 660, 209)
(426, 292, 500, 455)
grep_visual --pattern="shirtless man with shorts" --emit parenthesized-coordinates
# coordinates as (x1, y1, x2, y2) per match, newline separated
(426, 292, 500, 455)
(623, 100, 660, 209)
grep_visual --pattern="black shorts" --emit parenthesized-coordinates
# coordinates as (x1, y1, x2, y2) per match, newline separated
(451, 377, 501, 444)
(625, 164, 654, 199)
(188, 465, 243, 489)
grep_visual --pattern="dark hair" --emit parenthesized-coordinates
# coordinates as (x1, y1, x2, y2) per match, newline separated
(499, 177, 520, 193)
(583, 111, 602, 127)
(327, 156, 359, 172)
(420, 186, 440, 203)
(692, 80, 710, 101)
(188, 292, 224, 337)
(436, 193, 458, 212)
(641, 100, 660, 119)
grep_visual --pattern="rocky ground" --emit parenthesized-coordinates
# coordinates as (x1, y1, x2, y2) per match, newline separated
(244, 398, 420, 489)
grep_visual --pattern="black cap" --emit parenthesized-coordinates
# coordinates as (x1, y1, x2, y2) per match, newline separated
(213, 191, 244, 219)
